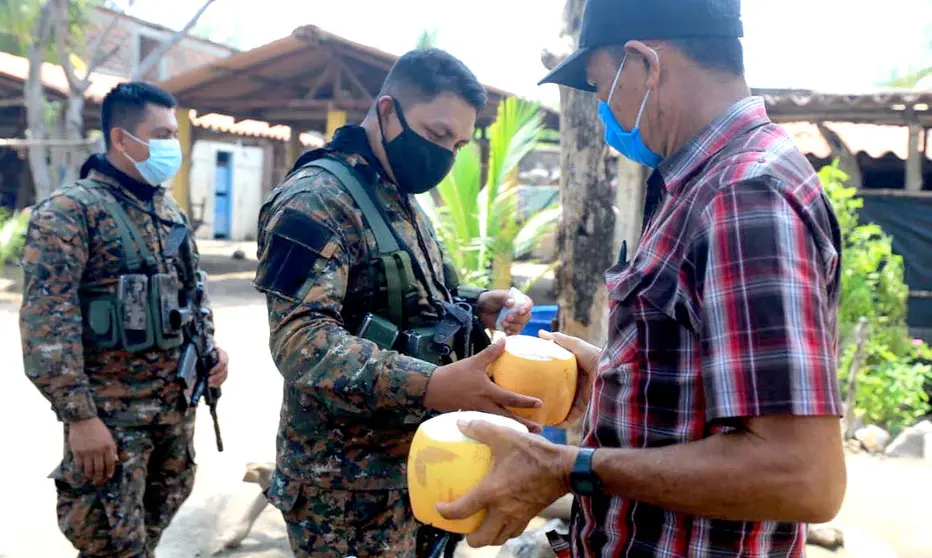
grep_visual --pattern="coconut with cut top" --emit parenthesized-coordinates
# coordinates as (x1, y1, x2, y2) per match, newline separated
(488, 335, 579, 426)
(407, 411, 528, 534)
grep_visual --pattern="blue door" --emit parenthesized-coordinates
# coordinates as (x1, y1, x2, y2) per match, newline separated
(214, 152, 233, 239)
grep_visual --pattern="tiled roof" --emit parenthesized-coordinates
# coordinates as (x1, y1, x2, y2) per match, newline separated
(0, 51, 321, 145)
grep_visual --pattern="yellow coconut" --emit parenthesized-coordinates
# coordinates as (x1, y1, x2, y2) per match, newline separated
(488, 335, 578, 426)
(407, 411, 528, 534)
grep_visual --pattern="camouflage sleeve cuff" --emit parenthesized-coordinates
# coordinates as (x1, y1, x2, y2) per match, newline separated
(57, 390, 98, 423)
(392, 354, 437, 423)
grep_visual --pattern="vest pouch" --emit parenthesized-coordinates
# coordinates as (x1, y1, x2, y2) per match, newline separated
(150, 273, 185, 351)
(117, 274, 155, 352)
(81, 296, 119, 349)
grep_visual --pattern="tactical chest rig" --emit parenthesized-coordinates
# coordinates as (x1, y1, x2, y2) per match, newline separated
(71, 179, 193, 354)
(70, 179, 224, 445)
(298, 157, 489, 365)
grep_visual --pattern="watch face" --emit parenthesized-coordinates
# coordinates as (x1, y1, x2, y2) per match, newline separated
(576, 479, 595, 494)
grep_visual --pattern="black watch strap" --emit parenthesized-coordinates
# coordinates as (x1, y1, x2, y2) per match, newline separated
(569, 447, 603, 496)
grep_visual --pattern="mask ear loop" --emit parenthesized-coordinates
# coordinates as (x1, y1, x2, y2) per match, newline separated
(118, 129, 149, 164)
(606, 55, 627, 107)
(632, 47, 660, 130)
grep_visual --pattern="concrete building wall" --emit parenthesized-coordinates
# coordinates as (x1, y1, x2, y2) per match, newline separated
(85, 9, 233, 82)
(185, 140, 265, 242)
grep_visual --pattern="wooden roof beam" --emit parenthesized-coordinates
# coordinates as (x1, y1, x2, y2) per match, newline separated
(337, 58, 374, 101)
(224, 99, 374, 111)
(305, 58, 337, 100)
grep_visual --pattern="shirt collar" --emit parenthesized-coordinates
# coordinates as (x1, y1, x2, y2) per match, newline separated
(652, 96, 771, 195)
(79, 153, 163, 203)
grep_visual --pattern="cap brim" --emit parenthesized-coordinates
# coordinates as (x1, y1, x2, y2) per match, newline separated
(538, 47, 596, 92)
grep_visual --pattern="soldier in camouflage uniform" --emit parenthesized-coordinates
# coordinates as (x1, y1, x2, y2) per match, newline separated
(254, 49, 541, 557)
(19, 82, 230, 558)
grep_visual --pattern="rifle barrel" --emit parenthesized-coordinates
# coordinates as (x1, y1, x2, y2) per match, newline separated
(210, 403, 223, 452)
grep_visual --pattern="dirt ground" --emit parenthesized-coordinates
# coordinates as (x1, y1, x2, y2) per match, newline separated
(0, 241, 929, 558)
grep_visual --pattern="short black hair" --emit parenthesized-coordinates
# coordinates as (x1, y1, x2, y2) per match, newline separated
(377, 48, 487, 113)
(101, 82, 177, 149)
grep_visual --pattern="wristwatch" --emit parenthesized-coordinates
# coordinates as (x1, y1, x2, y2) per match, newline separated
(569, 447, 603, 496)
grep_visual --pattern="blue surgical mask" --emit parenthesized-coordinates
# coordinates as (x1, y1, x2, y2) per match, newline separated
(598, 52, 663, 168)
(122, 131, 183, 186)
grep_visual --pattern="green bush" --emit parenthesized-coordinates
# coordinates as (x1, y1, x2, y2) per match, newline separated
(822, 162, 932, 433)
(0, 209, 29, 267)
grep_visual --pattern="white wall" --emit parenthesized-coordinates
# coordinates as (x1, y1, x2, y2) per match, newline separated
(184, 140, 265, 241)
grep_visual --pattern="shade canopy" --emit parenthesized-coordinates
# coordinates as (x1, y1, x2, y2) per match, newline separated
(157, 25, 560, 133)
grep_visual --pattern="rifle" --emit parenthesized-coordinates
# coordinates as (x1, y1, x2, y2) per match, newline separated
(171, 226, 224, 452)
(414, 526, 462, 558)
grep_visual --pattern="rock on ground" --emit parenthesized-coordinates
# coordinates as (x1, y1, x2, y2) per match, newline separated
(855, 425, 892, 454)
(885, 420, 932, 459)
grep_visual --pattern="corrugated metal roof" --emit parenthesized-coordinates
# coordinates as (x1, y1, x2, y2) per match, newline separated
(758, 88, 932, 126)
(780, 121, 931, 161)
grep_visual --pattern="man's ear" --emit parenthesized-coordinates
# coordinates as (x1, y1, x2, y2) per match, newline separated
(109, 127, 124, 152)
(376, 96, 395, 125)
(628, 41, 661, 90)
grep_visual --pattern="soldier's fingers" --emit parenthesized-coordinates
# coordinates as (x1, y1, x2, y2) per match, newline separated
(209, 369, 228, 387)
(517, 298, 534, 315)
(90, 453, 105, 484)
(74, 453, 90, 482)
(103, 449, 116, 481)
(487, 383, 542, 409)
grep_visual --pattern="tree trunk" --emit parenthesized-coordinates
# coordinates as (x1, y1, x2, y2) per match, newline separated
(24, 0, 56, 202)
(613, 159, 647, 261)
(553, 0, 616, 347)
(816, 122, 862, 189)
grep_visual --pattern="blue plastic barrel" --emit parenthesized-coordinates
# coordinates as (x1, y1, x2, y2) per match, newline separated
(520, 304, 558, 336)
(519, 304, 567, 445)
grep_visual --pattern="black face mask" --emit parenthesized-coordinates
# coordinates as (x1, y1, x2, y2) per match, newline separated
(379, 98, 456, 195)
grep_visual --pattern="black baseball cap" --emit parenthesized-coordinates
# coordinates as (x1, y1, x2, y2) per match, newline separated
(539, 0, 744, 92)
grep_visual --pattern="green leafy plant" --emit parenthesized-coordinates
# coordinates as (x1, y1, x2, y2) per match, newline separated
(823, 161, 932, 432)
(0, 209, 29, 267)
(417, 96, 559, 290)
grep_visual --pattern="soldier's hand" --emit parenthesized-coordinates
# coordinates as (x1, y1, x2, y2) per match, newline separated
(67, 417, 118, 485)
(209, 346, 230, 388)
(477, 290, 534, 335)
(424, 340, 544, 433)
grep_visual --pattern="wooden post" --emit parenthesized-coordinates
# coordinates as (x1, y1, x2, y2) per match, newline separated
(175, 107, 193, 216)
(325, 109, 347, 141)
(286, 126, 303, 170)
(906, 119, 923, 192)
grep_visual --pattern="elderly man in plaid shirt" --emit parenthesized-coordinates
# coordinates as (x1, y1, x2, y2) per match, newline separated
(437, 0, 847, 556)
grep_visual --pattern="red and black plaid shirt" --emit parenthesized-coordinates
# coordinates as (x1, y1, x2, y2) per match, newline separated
(573, 97, 844, 557)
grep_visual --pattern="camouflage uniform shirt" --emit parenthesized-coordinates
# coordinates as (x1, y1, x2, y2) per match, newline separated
(20, 159, 214, 427)
(255, 127, 452, 493)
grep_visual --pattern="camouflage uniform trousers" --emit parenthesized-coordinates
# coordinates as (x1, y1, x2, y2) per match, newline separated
(51, 415, 197, 558)
(279, 486, 417, 557)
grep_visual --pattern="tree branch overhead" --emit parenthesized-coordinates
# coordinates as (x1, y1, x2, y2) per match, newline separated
(131, 0, 219, 81)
